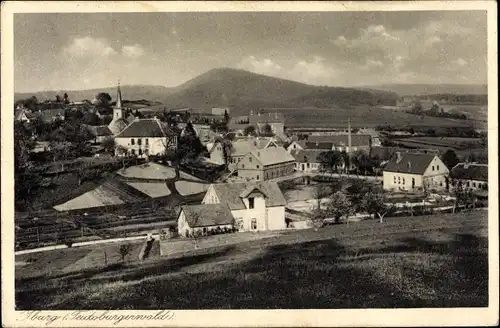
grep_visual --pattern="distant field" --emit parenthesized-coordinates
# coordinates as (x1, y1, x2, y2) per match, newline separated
(260, 107, 475, 129)
(393, 137, 484, 151)
(16, 210, 488, 309)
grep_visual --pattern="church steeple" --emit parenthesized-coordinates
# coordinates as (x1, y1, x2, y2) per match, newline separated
(113, 80, 124, 120)
(116, 80, 122, 109)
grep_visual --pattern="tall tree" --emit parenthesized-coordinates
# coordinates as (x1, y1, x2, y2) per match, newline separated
(441, 149, 460, 169)
(63, 93, 70, 104)
(55, 94, 62, 103)
(326, 191, 354, 224)
(224, 109, 230, 123)
(318, 150, 343, 173)
(260, 123, 274, 136)
(361, 192, 390, 223)
(243, 125, 257, 137)
(94, 92, 112, 107)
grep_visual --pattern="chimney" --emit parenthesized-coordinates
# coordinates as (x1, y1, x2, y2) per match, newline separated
(396, 152, 402, 163)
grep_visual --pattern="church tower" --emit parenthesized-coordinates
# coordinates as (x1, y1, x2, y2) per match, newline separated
(113, 81, 124, 120)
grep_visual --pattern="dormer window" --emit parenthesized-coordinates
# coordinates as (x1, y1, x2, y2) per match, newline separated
(248, 197, 254, 209)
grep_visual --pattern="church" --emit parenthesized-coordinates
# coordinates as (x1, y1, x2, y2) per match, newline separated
(108, 83, 178, 158)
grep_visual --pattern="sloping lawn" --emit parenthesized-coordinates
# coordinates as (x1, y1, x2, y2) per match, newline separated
(16, 211, 488, 309)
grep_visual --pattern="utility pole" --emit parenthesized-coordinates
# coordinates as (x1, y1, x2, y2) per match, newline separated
(347, 118, 352, 172)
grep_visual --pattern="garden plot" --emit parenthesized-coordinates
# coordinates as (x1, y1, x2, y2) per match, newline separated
(175, 181, 209, 196)
(117, 162, 176, 180)
(53, 186, 124, 211)
(126, 182, 172, 198)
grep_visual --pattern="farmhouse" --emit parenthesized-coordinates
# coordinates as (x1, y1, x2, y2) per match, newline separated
(86, 125, 113, 144)
(208, 136, 279, 168)
(292, 149, 326, 173)
(32, 108, 66, 123)
(14, 107, 31, 123)
(451, 163, 488, 191)
(177, 204, 234, 237)
(307, 134, 372, 153)
(248, 112, 285, 136)
(286, 140, 306, 153)
(114, 117, 177, 158)
(202, 181, 287, 231)
(383, 152, 449, 192)
(237, 147, 295, 181)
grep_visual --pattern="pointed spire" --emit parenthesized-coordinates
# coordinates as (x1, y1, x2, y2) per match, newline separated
(116, 79, 122, 109)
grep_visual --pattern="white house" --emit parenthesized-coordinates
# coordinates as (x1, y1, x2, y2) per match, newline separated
(382, 152, 449, 192)
(292, 149, 326, 173)
(201, 181, 287, 232)
(177, 204, 234, 237)
(114, 117, 177, 158)
(451, 163, 488, 191)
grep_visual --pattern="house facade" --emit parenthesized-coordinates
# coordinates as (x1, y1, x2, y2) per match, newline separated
(292, 149, 326, 173)
(208, 136, 279, 169)
(237, 147, 295, 181)
(451, 163, 488, 191)
(248, 112, 285, 136)
(202, 181, 287, 232)
(383, 152, 449, 192)
(114, 117, 177, 158)
(177, 204, 234, 237)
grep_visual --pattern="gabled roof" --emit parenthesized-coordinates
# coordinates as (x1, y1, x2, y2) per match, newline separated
(370, 146, 440, 159)
(87, 125, 113, 137)
(292, 149, 326, 163)
(239, 185, 269, 199)
(249, 147, 295, 166)
(116, 118, 176, 138)
(180, 204, 234, 227)
(383, 153, 437, 175)
(248, 112, 285, 124)
(305, 141, 334, 150)
(451, 163, 488, 181)
(33, 109, 65, 122)
(211, 181, 286, 210)
(108, 118, 129, 135)
(307, 134, 371, 147)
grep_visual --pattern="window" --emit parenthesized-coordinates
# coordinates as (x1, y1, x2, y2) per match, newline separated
(398, 177, 401, 184)
(403, 177, 405, 185)
(257, 165, 260, 169)
(137, 138, 142, 146)
(249, 157, 252, 163)
(473, 182, 476, 187)
(131, 138, 135, 145)
(307, 163, 310, 168)
(251, 218, 257, 230)
(394, 176, 397, 183)
(257, 175, 259, 180)
(131, 149, 136, 155)
(242, 164, 245, 168)
(437, 165, 440, 170)
(432, 165, 435, 171)
(139, 149, 143, 155)
(248, 197, 255, 209)
(203, 227, 207, 234)
(145, 138, 149, 145)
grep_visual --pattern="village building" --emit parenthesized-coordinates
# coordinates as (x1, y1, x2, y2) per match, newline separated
(307, 134, 372, 153)
(248, 111, 285, 136)
(14, 106, 32, 123)
(211, 107, 230, 116)
(236, 146, 295, 181)
(207, 136, 280, 168)
(177, 204, 234, 237)
(31, 108, 66, 123)
(114, 117, 177, 158)
(201, 181, 287, 232)
(451, 163, 488, 191)
(382, 152, 449, 192)
(292, 149, 328, 173)
(86, 125, 114, 144)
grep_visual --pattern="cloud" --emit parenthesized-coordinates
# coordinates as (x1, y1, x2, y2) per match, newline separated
(238, 56, 282, 76)
(62, 36, 118, 58)
(122, 44, 145, 58)
(453, 58, 468, 67)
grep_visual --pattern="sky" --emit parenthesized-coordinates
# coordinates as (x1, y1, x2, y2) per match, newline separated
(14, 11, 487, 92)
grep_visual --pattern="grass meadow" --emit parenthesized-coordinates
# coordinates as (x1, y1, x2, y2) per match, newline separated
(16, 210, 488, 309)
